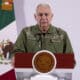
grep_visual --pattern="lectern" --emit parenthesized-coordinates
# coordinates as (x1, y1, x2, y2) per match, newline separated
(14, 52, 75, 80)
(14, 53, 75, 68)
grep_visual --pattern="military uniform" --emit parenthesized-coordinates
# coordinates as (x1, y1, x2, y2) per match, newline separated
(12, 24, 73, 55)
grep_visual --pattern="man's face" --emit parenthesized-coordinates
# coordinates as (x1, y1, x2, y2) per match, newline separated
(35, 6, 53, 32)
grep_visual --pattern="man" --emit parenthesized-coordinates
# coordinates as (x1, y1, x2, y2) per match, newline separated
(12, 4, 73, 55)
(12, 4, 74, 80)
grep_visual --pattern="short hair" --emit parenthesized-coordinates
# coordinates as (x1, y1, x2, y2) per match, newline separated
(36, 3, 52, 13)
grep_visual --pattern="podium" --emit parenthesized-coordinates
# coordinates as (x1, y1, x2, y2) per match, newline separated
(14, 53, 75, 68)
(14, 53, 75, 80)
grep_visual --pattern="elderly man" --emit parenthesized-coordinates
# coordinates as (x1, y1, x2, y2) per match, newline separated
(12, 4, 74, 80)
(12, 4, 73, 55)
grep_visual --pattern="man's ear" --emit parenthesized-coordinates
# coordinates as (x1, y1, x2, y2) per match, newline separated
(34, 14, 37, 20)
(50, 13, 53, 22)
(51, 13, 54, 18)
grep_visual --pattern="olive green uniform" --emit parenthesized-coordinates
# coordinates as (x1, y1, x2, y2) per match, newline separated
(12, 25, 73, 55)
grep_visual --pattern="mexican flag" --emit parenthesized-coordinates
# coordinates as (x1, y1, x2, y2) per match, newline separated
(0, 0, 15, 30)
(0, 0, 17, 43)
(0, 1, 16, 79)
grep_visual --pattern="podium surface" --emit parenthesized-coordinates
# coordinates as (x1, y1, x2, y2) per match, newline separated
(14, 53, 75, 68)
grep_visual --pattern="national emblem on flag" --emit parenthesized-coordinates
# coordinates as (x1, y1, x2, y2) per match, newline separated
(1, 0, 13, 11)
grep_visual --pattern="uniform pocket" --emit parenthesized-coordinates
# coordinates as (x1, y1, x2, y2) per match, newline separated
(27, 38, 40, 52)
(50, 38, 64, 53)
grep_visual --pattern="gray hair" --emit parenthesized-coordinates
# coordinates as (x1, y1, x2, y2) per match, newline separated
(36, 3, 52, 13)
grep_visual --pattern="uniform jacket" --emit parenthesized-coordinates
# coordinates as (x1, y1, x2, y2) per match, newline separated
(11, 24, 73, 56)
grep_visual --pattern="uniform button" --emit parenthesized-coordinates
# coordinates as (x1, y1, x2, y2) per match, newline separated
(39, 42, 41, 48)
(39, 44, 41, 48)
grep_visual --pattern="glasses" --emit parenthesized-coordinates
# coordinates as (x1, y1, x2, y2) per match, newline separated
(38, 13, 49, 17)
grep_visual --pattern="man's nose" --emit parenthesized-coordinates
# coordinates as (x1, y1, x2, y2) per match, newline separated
(41, 14, 47, 19)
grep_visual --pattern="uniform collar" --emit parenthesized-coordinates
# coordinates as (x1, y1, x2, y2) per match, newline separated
(33, 24, 57, 35)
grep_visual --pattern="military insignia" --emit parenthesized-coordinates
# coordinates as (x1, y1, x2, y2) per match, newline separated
(51, 34, 64, 42)
(32, 50, 56, 73)
(1, 0, 13, 11)
(60, 34, 64, 40)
